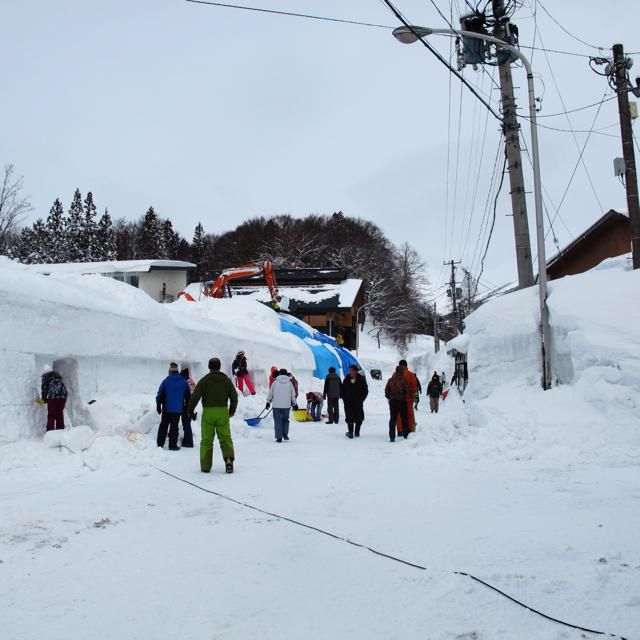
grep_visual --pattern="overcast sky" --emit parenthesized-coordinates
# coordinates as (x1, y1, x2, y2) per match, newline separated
(2, 0, 638, 300)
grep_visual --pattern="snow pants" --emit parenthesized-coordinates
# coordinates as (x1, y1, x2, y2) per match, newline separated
(236, 374, 255, 395)
(157, 412, 181, 449)
(327, 398, 339, 423)
(389, 399, 408, 440)
(181, 410, 194, 447)
(430, 396, 440, 413)
(309, 400, 322, 421)
(200, 406, 235, 472)
(273, 408, 290, 441)
(396, 396, 415, 435)
(46, 398, 66, 431)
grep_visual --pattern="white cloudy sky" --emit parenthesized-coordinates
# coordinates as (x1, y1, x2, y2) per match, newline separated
(2, 0, 638, 298)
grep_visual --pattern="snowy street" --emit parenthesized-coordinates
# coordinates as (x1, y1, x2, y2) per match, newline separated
(2, 389, 638, 640)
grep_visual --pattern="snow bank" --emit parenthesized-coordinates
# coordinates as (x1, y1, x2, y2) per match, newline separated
(456, 255, 640, 465)
(0, 257, 315, 443)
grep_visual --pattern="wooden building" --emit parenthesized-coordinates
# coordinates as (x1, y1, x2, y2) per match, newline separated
(546, 210, 630, 280)
(224, 268, 364, 348)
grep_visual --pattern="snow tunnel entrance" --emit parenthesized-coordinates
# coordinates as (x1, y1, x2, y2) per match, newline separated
(52, 357, 94, 429)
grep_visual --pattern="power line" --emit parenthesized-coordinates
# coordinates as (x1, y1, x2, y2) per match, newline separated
(535, 0, 605, 51)
(184, 0, 392, 29)
(536, 94, 617, 118)
(379, 0, 503, 121)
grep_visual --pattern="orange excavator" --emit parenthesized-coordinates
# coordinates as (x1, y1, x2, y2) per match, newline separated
(180, 261, 282, 306)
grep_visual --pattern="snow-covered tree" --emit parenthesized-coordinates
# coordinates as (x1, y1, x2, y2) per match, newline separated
(97, 208, 117, 260)
(162, 218, 179, 259)
(65, 189, 85, 261)
(45, 198, 66, 262)
(16, 218, 49, 263)
(0, 165, 32, 255)
(83, 191, 99, 261)
(136, 206, 163, 259)
(191, 222, 206, 279)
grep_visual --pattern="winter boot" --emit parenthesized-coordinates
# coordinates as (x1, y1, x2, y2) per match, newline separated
(225, 458, 234, 474)
(345, 423, 354, 439)
(354, 423, 361, 437)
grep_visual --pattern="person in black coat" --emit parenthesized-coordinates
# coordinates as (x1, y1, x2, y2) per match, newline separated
(323, 366, 342, 424)
(341, 364, 369, 438)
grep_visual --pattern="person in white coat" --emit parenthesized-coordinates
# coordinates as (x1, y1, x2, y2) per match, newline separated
(265, 368, 298, 442)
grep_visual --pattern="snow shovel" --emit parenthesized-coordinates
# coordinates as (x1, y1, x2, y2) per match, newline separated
(244, 407, 271, 427)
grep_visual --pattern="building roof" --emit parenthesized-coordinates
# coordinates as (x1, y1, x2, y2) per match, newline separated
(230, 278, 364, 311)
(210, 267, 348, 285)
(27, 259, 196, 275)
(546, 209, 629, 270)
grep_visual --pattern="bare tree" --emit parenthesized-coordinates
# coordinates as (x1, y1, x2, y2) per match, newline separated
(0, 165, 32, 254)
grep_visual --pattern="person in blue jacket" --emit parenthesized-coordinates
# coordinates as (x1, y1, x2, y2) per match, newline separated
(156, 362, 191, 450)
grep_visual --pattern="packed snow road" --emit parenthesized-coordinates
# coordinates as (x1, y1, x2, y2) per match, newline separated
(1, 391, 638, 640)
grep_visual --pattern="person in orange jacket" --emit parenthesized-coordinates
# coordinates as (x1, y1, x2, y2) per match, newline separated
(396, 359, 418, 436)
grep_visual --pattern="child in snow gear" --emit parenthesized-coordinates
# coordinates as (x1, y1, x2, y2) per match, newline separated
(156, 362, 191, 450)
(265, 369, 297, 442)
(342, 364, 368, 438)
(232, 350, 256, 396)
(40, 365, 68, 431)
(189, 357, 238, 473)
(426, 373, 443, 413)
(396, 360, 418, 436)
(385, 366, 410, 441)
(323, 366, 341, 423)
(180, 368, 197, 447)
(306, 392, 323, 421)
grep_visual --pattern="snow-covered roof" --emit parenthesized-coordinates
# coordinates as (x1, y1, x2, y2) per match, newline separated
(26, 259, 196, 275)
(230, 278, 363, 309)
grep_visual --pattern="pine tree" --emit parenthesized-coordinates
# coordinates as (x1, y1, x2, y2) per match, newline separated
(97, 208, 117, 260)
(16, 219, 49, 263)
(45, 198, 66, 262)
(162, 218, 179, 259)
(137, 206, 163, 259)
(65, 189, 84, 261)
(191, 222, 206, 280)
(83, 191, 99, 261)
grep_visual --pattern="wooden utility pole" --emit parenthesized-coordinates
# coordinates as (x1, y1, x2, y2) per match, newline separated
(491, 0, 535, 288)
(447, 259, 463, 334)
(612, 43, 640, 269)
(433, 302, 440, 353)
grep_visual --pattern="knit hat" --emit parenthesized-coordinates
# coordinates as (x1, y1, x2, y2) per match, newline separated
(42, 364, 52, 375)
(237, 350, 245, 356)
(278, 368, 288, 376)
(169, 362, 179, 371)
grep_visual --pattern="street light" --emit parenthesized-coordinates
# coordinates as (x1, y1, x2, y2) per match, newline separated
(355, 302, 372, 358)
(392, 25, 551, 390)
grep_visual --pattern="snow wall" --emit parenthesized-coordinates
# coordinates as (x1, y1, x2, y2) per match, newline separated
(448, 255, 640, 464)
(0, 257, 322, 443)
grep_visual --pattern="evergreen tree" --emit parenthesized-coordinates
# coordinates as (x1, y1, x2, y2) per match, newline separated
(161, 218, 179, 259)
(191, 222, 206, 280)
(136, 206, 163, 259)
(65, 189, 84, 261)
(97, 208, 117, 260)
(45, 198, 66, 262)
(16, 218, 49, 263)
(83, 191, 99, 261)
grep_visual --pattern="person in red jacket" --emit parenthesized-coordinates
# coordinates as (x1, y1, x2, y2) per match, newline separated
(396, 359, 418, 436)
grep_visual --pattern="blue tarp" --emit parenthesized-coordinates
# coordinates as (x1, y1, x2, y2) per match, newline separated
(279, 316, 360, 380)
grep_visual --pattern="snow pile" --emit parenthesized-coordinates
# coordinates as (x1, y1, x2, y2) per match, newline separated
(0, 256, 314, 443)
(455, 255, 640, 464)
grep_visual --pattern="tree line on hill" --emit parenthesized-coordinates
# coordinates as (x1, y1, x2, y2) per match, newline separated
(2, 174, 434, 345)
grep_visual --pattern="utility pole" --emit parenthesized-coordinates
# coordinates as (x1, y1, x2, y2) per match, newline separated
(446, 259, 462, 334)
(612, 43, 640, 269)
(433, 302, 440, 353)
(491, 0, 535, 288)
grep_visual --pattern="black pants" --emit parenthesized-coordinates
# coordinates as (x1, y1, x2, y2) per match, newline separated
(157, 412, 181, 448)
(327, 398, 339, 423)
(181, 410, 194, 447)
(388, 400, 408, 440)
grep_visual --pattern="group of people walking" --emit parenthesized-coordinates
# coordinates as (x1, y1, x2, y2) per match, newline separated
(39, 352, 445, 475)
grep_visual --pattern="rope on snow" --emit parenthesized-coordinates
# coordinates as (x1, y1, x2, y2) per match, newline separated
(156, 467, 628, 640)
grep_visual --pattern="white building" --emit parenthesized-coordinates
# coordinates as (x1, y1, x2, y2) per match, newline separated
(27, 259, 196, 302)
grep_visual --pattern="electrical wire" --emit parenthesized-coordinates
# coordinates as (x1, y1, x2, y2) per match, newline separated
(535, 0, 605, 51)
(184, 0, 392, 29)
(474, 152, 507, 298)
(535, 94, 617, 118)
(379, 0, 503, 121)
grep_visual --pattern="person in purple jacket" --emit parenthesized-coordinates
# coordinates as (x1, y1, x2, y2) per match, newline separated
(156, 362, 191, 450)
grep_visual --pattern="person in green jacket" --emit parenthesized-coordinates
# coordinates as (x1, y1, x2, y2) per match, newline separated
(188, 357, 238, 474)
